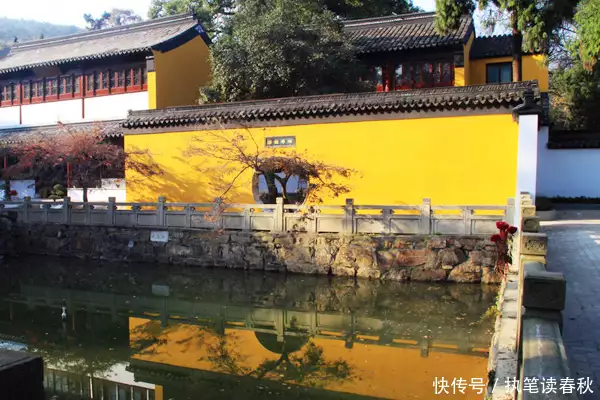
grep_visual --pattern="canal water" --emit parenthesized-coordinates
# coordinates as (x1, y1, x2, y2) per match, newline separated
(0, 256, 497, 400)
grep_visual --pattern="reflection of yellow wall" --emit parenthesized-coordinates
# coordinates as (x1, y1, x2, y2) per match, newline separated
(125, 114, 519, 205)
(456, 32, 474, 86)
(469, 55, 549, 91)
(152, 36, 212, 109)
(129, 318, 488, 400)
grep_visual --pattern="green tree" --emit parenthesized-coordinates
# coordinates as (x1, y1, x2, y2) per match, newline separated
(199, 0, 372, 103)
(148, 0, 420, 36)
(149, 0, 235, 36)
(434, 0, 580, 81)
(550, 1, 600, 130)
(84, 9, 142, 31)
(576, 0, 600, 69)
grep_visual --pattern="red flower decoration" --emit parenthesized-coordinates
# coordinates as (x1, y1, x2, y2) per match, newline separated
(496, 221, 509, 230)
(508, 226, 518, 234)
(490, 234, 502, 243)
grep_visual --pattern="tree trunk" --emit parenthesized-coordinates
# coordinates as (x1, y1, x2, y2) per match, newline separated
(263, 172, 278, 204)
(82, 184, 88, 203)
(511, 11, 523, 82)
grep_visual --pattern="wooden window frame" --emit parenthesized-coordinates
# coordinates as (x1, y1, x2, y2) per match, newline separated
(73, 75, 83, 98)
(486, 62, 512, 84)
(0, 82, 20, 107)
(97, 69, 110, 96)
(31, 80, 44, 103)
(125, 67, 144, 92)
(59, 75, 74, 99)
(21, 80, 32, 104)
(44, 77, 59, 102)
(393, 60, 454, 91)
(85, 72, 95, 97)
(110, 69, 126, 94)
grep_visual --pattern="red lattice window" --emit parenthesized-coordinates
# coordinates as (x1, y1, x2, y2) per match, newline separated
(393, 61, 454, 90)
(31, 80, 44, 103)
(44, 77, 59, 101)
(0, 83, 19, 106)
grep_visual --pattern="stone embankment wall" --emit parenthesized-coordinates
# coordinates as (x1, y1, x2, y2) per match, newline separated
(9, 223, 502, 283)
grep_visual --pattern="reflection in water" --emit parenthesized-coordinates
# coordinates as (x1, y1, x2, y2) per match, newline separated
(0, 256, 498, 400)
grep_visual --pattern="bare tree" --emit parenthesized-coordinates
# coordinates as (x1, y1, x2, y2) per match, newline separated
(185, 125, 356, 206)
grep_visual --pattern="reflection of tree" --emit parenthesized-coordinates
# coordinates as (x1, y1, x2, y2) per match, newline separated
(203, 330, 353, 388)
(129, 320, 353, 389)
(129, 321, 169, 356)
(252, 341, 352, 388)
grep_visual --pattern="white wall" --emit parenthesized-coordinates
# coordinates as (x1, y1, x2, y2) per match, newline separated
(516, 114, 539, 201)
(67, 188, 127, 202)
(0, 180, 37, 200)
(537, 128, 600, 197)
(84, 92, 148, 121)
(0, 92, 148, 128)
(21, 100, 83, 126)
(0, 106, 20, 127)
(68, 179, 126, 202)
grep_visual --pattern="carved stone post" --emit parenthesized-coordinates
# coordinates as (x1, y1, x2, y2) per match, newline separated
(421, 198, 431, 234)
(107, 197, 116, 226)
(272, 197, 284, 232)
(344, 198, 354, 234)
(23, 196, 31, 223)
(157, 196, 166, 227)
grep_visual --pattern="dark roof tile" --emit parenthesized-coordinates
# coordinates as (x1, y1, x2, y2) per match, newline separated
(0, 120, 123, 145)
(343, 12, 473, 54)
(0, 13, 210, 74)
(123, 81, 541, 129)
(470, 35, 542, 59)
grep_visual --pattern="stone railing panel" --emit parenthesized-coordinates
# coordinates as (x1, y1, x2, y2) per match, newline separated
(0, 197, 515, 236)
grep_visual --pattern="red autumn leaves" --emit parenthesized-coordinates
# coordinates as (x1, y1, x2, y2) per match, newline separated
(491, 221, 518, 243)
(491, 221, 518, 274)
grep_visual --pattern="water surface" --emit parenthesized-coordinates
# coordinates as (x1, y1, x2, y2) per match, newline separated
(0, 257, 497, 400)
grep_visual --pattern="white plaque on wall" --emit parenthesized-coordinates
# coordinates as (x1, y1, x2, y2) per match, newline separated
(150, 231, 169, 243)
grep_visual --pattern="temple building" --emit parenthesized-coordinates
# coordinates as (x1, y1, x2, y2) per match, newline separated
(0, 11, 549, 206)
(344, 12, 548, 93)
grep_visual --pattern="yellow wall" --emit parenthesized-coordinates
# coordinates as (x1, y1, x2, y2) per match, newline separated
(456, 32, 475, 86)
(125, 114, 519, 206)
(469, 55, 549, 91)
(147, 71, 157, 110)
(129, 318, 488, 400)
(523, 54, 549, 91)
(152, 35, 212, 109)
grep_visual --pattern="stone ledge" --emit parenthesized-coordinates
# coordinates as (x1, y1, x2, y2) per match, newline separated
(523, 262, 566, 311)
(11, 224, 500, 284)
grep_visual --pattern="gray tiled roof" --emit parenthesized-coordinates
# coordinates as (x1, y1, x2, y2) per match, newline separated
(343, 12, 473, 54)
(0, 121, 123, 145)
(123, 81, 540, 129)
(470, 35, 541, 59)
(0, 13, 208, 74)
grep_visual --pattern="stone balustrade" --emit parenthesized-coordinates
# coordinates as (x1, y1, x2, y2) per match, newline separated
(487, 192, 574, 400)
(0, 196, 514, 236)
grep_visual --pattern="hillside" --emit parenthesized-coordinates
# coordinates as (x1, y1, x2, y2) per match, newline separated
(0, 17, 82, 49)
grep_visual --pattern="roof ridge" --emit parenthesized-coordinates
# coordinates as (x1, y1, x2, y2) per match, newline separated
(11, 12, 195, 52)
(475, 34, 512, 39)
(343, 11, 437, 27)
(128, 81, 540, 118)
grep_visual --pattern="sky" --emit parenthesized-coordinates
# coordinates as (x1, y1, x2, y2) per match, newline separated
(1, 0, 437, 27)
